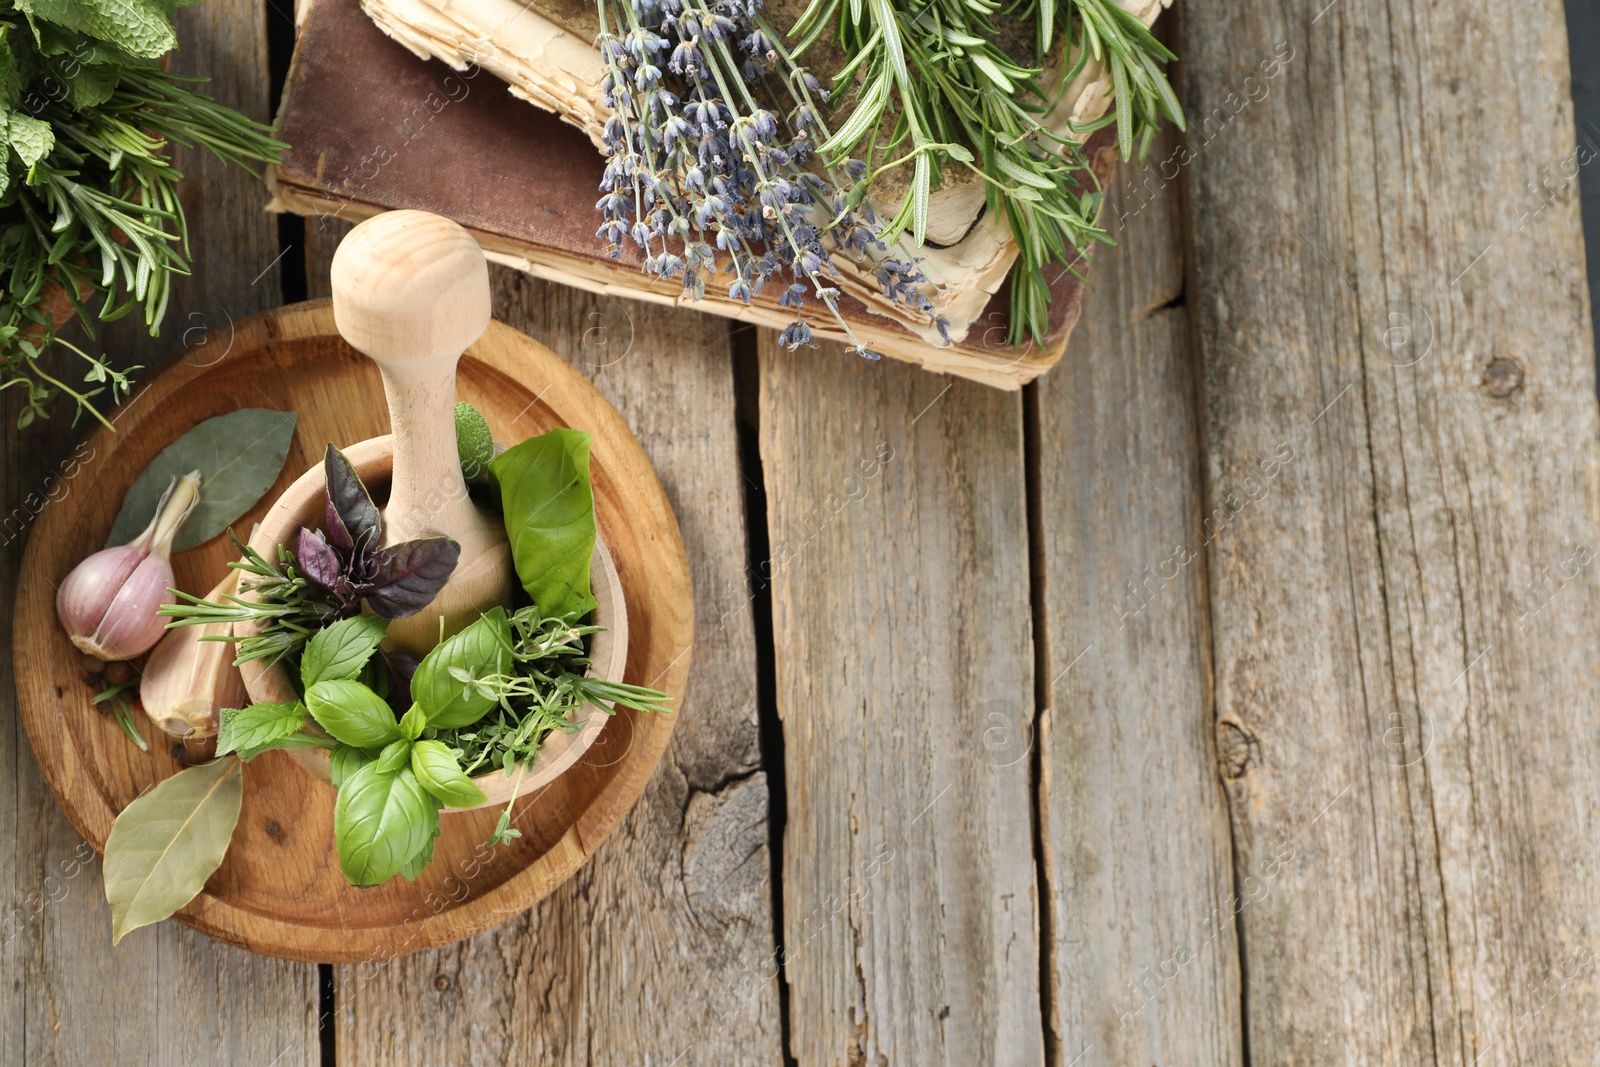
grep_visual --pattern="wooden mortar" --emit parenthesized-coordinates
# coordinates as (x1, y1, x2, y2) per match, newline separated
(238, 211, 630, 805)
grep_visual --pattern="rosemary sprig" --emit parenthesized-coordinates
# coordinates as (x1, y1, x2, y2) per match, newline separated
(787, 0, 1181, 346)
(1, 6, 284, 430)
(159, 533, 341, 667)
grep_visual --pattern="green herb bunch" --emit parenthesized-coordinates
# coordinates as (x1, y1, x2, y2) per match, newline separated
(219, 603, 670, 885)
(791, 0, 1181, 346)
(0, 0, 283, 430)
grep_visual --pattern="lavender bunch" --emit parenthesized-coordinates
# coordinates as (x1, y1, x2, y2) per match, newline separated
(595, 0, 948, 356)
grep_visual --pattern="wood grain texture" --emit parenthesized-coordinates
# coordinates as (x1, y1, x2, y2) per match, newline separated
(319, 216, 784, 1060)
(0, 2, 320, 1063)
(1036, 138, 1242, 1066)
(1181, 0, 1600, 1062)
(760, 339, 1041, 1065)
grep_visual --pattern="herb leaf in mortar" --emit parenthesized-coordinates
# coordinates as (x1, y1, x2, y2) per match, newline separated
(306, 680, 404, 749)
(333, 763, 438, 886)
(299, 444, 461, 619)
(106, 410, 299, 552)
(300, 614, 390, 690)
(409, 606, 512, 729)
(489, 428, 596, 621)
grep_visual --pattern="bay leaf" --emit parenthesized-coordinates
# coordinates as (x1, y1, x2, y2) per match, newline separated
(106, 409, 299, 552)
(104, 757, 244, 944)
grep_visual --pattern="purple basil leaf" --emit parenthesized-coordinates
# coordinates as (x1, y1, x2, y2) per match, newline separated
(296, 527, 342, 590)
(323, 492, 354, 556)
(379, 648, 420, 712)
(324, 444, 381, 559)
(363, 536, 461, 619)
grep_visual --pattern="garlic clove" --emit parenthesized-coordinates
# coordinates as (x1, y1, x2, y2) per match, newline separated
(57, 471, 203, 662)
(76, 553, 179, 661)
(141, 573, 245, 741)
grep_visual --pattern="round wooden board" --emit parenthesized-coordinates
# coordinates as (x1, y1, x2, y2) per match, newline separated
(12, 300, 692, 962)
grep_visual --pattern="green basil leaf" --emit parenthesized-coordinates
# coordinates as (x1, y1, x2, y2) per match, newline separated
(305, 680, 402, 748)
(398, 795, 443, 881)
(410, 740, 488, 809)
(217, 701, 307, 758)
(375, 738, 412, 775)
(488, 428, 597, 621)
(300, 614, 389, 689)
(105, 409, 299, 552)
(333, 764, 435, 886)
(399, 703, 426, 741)
(329, 743, 374, 788)
(104, 758, 243, 944)
(411, 607, 512, 729)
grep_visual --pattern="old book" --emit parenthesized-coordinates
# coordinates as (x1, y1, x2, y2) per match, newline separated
(271, 0, 1133, 386)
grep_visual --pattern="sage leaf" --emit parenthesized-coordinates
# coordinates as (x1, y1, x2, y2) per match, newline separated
(364, 536, 461, 619)
(333, 764, 436, 886)
(306, 680, 403, 748)
(411, 740, 488, 809)
(217, 701, 309, 759)
(300, 614, 389, 689)
(106, 409, 299, 552)
(489, 428, 597, 621)
(375, 738, 412, 775)
(103, 758, 243, 943)
(329, 743, 373, 788)
(411, 607, 512, 729)
(324, 444, 380, 557)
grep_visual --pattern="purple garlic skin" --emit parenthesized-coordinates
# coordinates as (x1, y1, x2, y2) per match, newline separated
(57, 472, 202, 662)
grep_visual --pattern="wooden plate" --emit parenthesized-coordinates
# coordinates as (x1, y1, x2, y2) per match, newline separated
(11, 300, 692, 962)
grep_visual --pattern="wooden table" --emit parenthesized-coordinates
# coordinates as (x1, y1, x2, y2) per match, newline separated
(4, 0, 1597, 1063)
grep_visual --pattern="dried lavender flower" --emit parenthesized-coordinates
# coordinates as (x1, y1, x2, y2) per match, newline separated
(594, 0, 950, 356)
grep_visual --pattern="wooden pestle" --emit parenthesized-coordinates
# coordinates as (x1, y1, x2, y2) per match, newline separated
(330, 210, 512, 655)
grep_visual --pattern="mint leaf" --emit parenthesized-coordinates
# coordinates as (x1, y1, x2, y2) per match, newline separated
(217, 701, 308, 759)
(15, 0, 178, 60)
(333, 764, 436, 886)
(410, 740, 487, 809)
(7, 111, 53, 168)
(300, 614, 389, 690)
(410, 607, 511, 729)
(305, 680, 403, 748)
(488, 428, 597, 621)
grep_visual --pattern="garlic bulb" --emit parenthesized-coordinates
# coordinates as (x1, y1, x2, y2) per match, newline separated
(140, 571, 245, 739)
(57, 472, 202, 661)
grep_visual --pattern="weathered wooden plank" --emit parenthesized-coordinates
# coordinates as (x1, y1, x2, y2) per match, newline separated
(1182, 0, 1600, 1062)
(760, 339, 1041, 1065)
(313, 234, 783, 1061)
(0, 4, 319, 1066)
(1035, 136, 1242, 1065)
